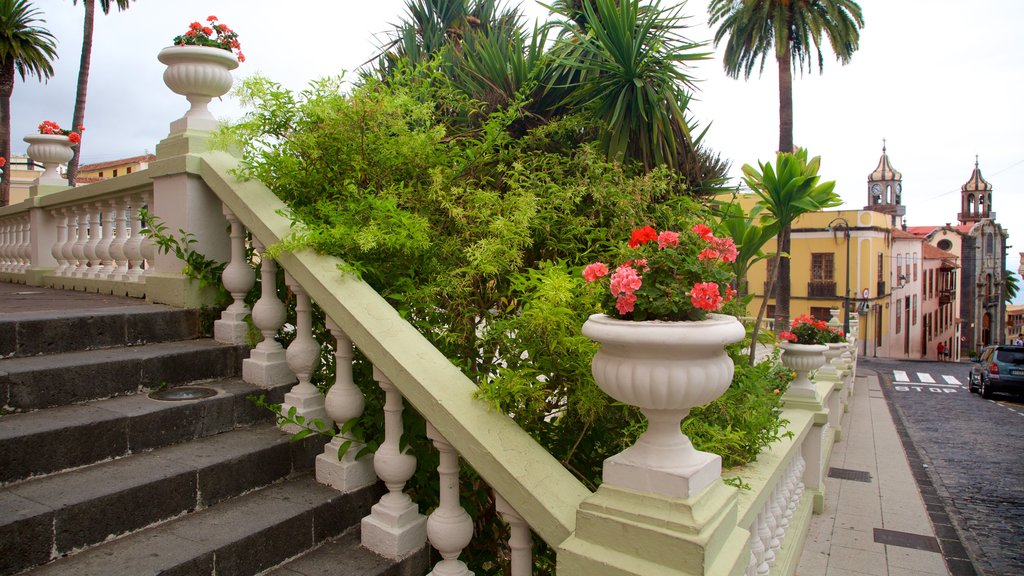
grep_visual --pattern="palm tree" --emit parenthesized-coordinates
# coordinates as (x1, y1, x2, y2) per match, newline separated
(547, 0, 709, 172)
(742, 148, 840, 364)
(0, 0, 56, 206)
(708, 0, 862, 328)
(65, 0, 133, 186)
(1005, 270, 1019, 305)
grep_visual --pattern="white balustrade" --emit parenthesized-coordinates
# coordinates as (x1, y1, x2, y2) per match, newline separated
(495, 494, 532, 576)
(316, 318, 376, 491)
(213, 206, 256, 344)
(63, 208, 81, 276)
(362, 367, 427, 558)
(756, 506, 772, 575)
(241, 242, 293, 386)
(425, 422, 474, 576)
(108, 198, 129, 280)
(17, 217, 31, 272)
(139, 192, 156, 270)
(280, 278, 330, 432)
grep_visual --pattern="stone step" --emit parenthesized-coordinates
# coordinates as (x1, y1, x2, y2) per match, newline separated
(268, 527, 430, 576)
(0, 304, 201, 358)
(14, 476, 381, 576)
(0, 378, 291, 485)
(0, 339, 249, 411)
(0, 425, 331, 576)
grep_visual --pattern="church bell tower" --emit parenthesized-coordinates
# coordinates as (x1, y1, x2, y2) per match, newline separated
(865, 140, 906, 228)
(958, 156, 993, 224)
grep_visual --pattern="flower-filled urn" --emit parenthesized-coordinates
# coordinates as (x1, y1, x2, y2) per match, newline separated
(24, 122, 82, 186)
(158, 16, 243, 132)
(581, 224, 744, 499)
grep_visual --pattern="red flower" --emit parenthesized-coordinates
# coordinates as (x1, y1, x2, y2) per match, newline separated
(689, 282, 723, 311)
(615, 293, 637, 315)
(207, 15, 218, 22)
(691, 223, 713, 241)
(68, 132, 81, 144)
(582, 262, 609, 282)
(237, 53, 245, 63)
(725, 285, 737, 302)
(712, 236, 738, 263)
(0, 157, 6, 168)
(778, 331, 798, 342)
(609, 265, 642, 296)
(657, 230, 679, 249)
(698, 247, 720, 261)
(627, 226, 658, 248)
(202, 26, 214, 36)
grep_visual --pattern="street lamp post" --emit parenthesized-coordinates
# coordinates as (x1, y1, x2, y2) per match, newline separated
(829, 217, 852, 335)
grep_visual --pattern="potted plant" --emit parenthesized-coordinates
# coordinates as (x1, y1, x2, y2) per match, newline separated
(777, 314, 842, 397)
(158, 16, 243, 130)
(24, 121, 83, 186)
(580, 224, 745, 499)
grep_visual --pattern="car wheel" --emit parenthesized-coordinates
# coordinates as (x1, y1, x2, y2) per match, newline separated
(968, 373, 976, 393)
(981, 378, 994, 399)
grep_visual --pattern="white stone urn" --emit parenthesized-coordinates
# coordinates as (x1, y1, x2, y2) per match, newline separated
(779, 342, 828, 398)
(157, 45, 239, 131)
(23, 134, 76, 185)
(582, 313, 745, 499)
(817, 342, 846, 381)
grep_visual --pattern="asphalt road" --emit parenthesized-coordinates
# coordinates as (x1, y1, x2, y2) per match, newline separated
(861, 357, 1024, 576)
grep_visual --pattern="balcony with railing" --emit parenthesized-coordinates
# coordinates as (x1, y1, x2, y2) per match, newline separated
(807, 280, 837, 298)
(0, 48, 862, 576)
(939, 289, 956, 305)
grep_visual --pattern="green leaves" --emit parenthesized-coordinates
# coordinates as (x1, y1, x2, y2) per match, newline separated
(741, 147, 841, 227)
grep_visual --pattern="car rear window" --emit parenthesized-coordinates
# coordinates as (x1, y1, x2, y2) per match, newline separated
(996, 349, 1024, 365)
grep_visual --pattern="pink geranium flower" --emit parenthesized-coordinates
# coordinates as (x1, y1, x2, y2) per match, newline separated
(582, 262, 609, 282)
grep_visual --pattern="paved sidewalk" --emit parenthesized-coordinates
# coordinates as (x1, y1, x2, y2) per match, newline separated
(797, 370, 951, 576)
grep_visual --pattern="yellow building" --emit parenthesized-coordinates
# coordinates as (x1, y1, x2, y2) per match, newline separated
(743, 205, 894, 356)
(76, 154, 156, 184)
(5, 155, 45, 205)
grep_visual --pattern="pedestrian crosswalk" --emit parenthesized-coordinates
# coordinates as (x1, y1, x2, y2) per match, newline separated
(889, 370, 965, 393)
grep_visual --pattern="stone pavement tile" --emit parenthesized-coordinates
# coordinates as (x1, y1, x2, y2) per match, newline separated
(796, 548, 829, 575)
(835, 509, 882, 530)
(826, 565, 884, 576)
(886, 546, 949, 574)
(888, 567, 951, 576)
(831, 526, 886, 554)
(826, 544, 887, 575)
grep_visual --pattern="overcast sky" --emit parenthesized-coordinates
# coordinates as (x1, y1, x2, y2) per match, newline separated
(11, 0, 1024, 299)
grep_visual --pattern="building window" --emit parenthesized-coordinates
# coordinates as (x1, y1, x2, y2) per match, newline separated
(810, 307, 833, 323)
(98, 171, 104, 177)
(113, 169, 118, 177)
(126, 166, 132, 174)
(928, 269, 934, 299)
(913, 254, 918, 281)
(896, 306, 901, 334)
(811, 253, 835, 282)
(912, 295, 917, 325)
(896, 254, 903, 281)
(937, 238, 953, 251)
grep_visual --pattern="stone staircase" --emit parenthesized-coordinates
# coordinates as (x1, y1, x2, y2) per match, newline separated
(0, 299, 429, 576)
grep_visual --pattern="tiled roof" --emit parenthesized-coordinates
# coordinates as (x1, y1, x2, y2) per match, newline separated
(868, 144, 902, 182)
(78, 154, 156, 173)
(891, 229, 920, 239)
(962, 159, 992, 192)
(922, 243, 958, 260)
(906, 224, 974, 237)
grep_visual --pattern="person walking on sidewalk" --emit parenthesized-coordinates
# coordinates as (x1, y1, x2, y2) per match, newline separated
(937, 341, 945, 361)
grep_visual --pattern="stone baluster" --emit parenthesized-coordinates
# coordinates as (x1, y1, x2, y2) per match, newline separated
(280, 278, 330, 432)
(425, 423, 473, 576)
(51, 209, 69, 276)
(361, 367, 427, 558)
(71, 206, 91, 278)
(95, 201, 115, 278)
(495, 494, 532, 576)
(316, 318, 376, 491)
(124, 199, 145, 281)
(746, 526, 763, 576)
(4, 219, 16, 272)
(108, 198, 129, 280)
(0, 220, 8, 272)
(15, 219, 27, 272)
(767, 485, 783, 560)
(241, 242, 293, 386)
(756, 508, 772, 576)
(62, 209, 80, 276)
(139, 193, 156, 272)
(214, 206, 256, 344)
(83, 203, 103, 278)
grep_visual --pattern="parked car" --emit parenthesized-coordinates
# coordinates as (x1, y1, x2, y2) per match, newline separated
(968, 345, 1024, 398)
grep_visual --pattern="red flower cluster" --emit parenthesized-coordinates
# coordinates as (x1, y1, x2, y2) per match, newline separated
(37, 120, 81, 143)
(582, 223, 738, 321)
(778, 314, 844, 345)
(173, 15, 244, 62)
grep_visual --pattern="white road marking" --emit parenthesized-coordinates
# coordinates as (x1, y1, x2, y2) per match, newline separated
(894, 370, 909, 382)
(917, 373, 935, 383)
(942, 375, 962, 385)
(920, 383, 958, 388)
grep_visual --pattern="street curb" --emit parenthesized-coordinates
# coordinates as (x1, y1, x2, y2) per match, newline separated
(873, 369, 980, 576)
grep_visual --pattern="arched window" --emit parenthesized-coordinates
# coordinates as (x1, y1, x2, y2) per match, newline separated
(986, 273, 993, 298)
(937, 238, 953, 251)
(968, 194, 975, 214)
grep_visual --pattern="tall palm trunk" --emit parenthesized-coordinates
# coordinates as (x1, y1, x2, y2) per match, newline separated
(0, 59, 13, 206)
(67, 0, 95, 186)
(773, 44, 793, 329)
(748, 250, 783, 365)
